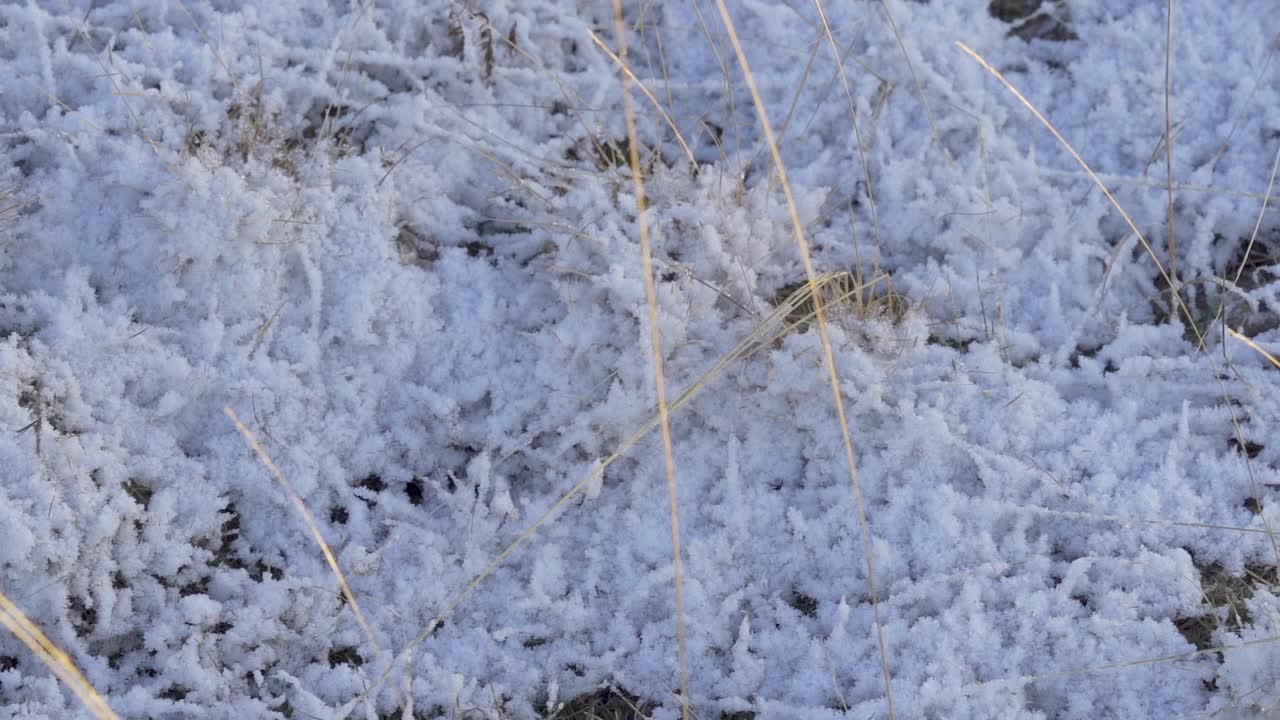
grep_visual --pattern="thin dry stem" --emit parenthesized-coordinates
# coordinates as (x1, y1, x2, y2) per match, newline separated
(0, 590, 119, 719)
(323, 0, 375, 145)
(955, 42, 1204, 346)
(688, 0, 744, 192)
(224, 407, 390, 713)
(775, 34, 825, 149)
(1228, 328, 1280, 369)
(813, 0, 886, 291)
(988, 497, 1278, 537)
(714, 2, 897, 716)
(1034, 165, 1280, 204)
(1164, 0, 1178, 313)
(175, 0, 241, 95)
(611, 3, 692, 717)
(1230, 138, 1280, 290)
(124, 1, 156, 54)
(586, 29, 698, 170)
(17, 70, 103, 133)
(879, 0, 950, 167)
(69, 15, 178, 177)
(1208, 30, 1280, 167)
(961, 632, 1280, 695)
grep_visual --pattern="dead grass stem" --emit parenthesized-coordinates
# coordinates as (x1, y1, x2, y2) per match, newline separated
(714, 2, 897, 715)
(0, 590, 118, 720)
(224, 408, 393, 716)
(610, 2, 692, 717)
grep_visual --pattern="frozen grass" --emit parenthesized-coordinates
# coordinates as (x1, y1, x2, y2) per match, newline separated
(545, 685, 652, 720)
(3, 0, 1280, 718)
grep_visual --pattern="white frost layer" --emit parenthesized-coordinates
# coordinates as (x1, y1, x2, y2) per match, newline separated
(1, 1, 1279, 718)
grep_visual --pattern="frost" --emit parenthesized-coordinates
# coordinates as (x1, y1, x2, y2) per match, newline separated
(1, 0, 1279, 718)
(1216, 591, 1280, 714)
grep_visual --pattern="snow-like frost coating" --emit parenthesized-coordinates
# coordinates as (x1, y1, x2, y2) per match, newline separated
(1, 1, 1279, 718)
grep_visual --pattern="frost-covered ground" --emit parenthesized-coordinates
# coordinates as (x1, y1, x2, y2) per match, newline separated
(2, 1, 1280, 718)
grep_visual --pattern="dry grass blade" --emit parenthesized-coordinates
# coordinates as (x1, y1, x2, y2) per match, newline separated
(1230, 138, 1280, 290)
(175, 0, 240, 95)
(813, 0, 886, 274)
(16, 71, 103, 133)
(67, 12, 178, 178)
(1034, 166, 1280, 203)
(586, 28, 698, 170)
(954, 42, 1205, 348)
(0, 590, 119, 720)
(223, 407, 391, 713)
(688, 0, 745, 191)
(124, 0, 155, 53)
(1196, 137, 1280, 358)
(1228, 328, 1280, 369)
(989, 498, 1280, 537)
(0, 186, 19, 229)
(773, 33, 826, 151)
(1208, 31, 1280, 167)
(322, 0, 375, 145)
(610, 2, 692, 717)
(714, 2, 897, 716)
(961, 632, 1280, 695)
(879, 0, 949, 166)
(1163, 0, 1178, 312)
(1221, 378, 1280, 571)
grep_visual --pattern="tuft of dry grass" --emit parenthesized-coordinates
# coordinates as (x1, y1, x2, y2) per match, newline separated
(1175, 563, 1277, 652)
(546, 686, 653, 720)
(771, 269, 912, 338)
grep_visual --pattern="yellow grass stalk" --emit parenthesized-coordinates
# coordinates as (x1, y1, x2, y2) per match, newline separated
(1228, 328, 1280, 370)
(610, 2, 692, 717)
(224, 408, 392, 713)
(0, 590, 118, 720)
(1163, 0, 1178, 304)
(714, 2, 898, 715)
